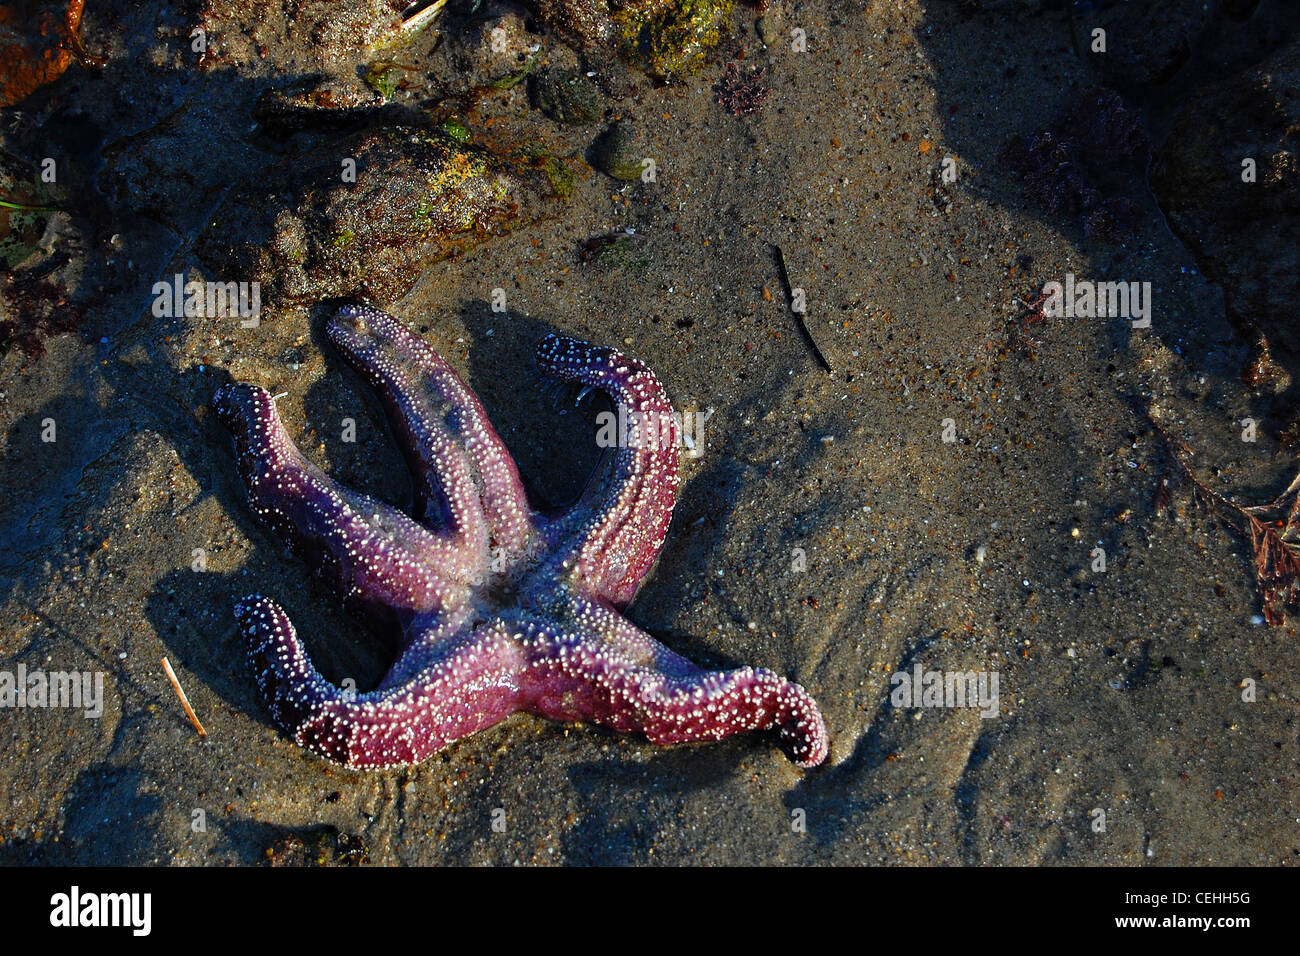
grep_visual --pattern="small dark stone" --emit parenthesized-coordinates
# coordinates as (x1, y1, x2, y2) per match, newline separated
(531, 68, 605, 126)
(590, 121, 646, 180)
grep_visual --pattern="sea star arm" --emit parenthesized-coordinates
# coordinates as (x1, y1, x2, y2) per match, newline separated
(237, 596, 528, 769)
(535, 334, 681, 608)
(519, 602, 829, 768)
(213, 383, 465, 624)
(328, 305, 533, 556)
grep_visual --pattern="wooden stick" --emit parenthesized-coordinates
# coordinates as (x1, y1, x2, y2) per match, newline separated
(161, 657, 207, 737)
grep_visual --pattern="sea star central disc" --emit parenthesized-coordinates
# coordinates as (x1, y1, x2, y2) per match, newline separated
(213, 305, 828, 769)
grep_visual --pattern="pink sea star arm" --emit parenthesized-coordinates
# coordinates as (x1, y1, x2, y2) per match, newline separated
(327, 305, 533, 557)
(213, 383, 468, 623)
(535, 334, 681, 608)
(237, 596, 527, 770)
(239, 591, 827, 771)
(520, 601, 829, 768)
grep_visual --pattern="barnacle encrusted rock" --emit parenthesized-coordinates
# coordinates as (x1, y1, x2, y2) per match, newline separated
(522, 0, 731, 80)
(193, 0, 439, 70)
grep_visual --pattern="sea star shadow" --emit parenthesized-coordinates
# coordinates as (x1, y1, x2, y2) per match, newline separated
(213, 305, 828, 769)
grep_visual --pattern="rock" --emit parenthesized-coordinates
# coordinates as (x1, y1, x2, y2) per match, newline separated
(1081, 0, 1213, 87)
(0, 0, 91, 108)
(1000, 87, 1147, 243)
(197, 126, 547, 308)
(531, 67, 604, 125)
(524, 0, 730, 82)
(939, 0, 1258, 90)
(0, 149, 80, 356)
(0, 150, 53, 269)
(590, 121, 646, 180)
(1151, 38, 1300, 350)
(194, 0, 440, 70)
(614, 0, 733, 79)
(450, 2, 538, 88)
(525, 0, 614, 51)
(252, 76, 386, 135)
(0, 261, 82, 357)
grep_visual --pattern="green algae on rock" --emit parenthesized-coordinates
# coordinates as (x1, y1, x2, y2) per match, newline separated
(540, 156, 576, 200)
(197, 126, 547, 307)
(0, 150, 54, 270)
(439, 116, 473, 143)
(362, 62, 407, 101)
(615, 0, 732, 79)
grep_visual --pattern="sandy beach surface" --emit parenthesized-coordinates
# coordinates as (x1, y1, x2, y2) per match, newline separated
(1, 0, 1297, 865)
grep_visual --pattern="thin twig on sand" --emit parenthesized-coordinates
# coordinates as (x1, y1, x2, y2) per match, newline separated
(161, 656, 207, 737)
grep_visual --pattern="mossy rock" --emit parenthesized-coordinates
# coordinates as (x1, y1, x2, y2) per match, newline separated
(615, 0, 733, 79)
(197, 127, 548, 306)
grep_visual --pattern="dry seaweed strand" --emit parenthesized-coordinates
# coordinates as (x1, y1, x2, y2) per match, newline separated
(1151, 412, 1300, 625)
(1152, 473, 1172, 515)
(161, 656, 207, 736)
(773, 244, 832, 374)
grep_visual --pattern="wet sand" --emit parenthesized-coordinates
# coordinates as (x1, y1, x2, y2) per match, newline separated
(1, 0, 1296, 864)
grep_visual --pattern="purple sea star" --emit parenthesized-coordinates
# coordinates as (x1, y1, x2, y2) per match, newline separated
(212, 305, 828, 770)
